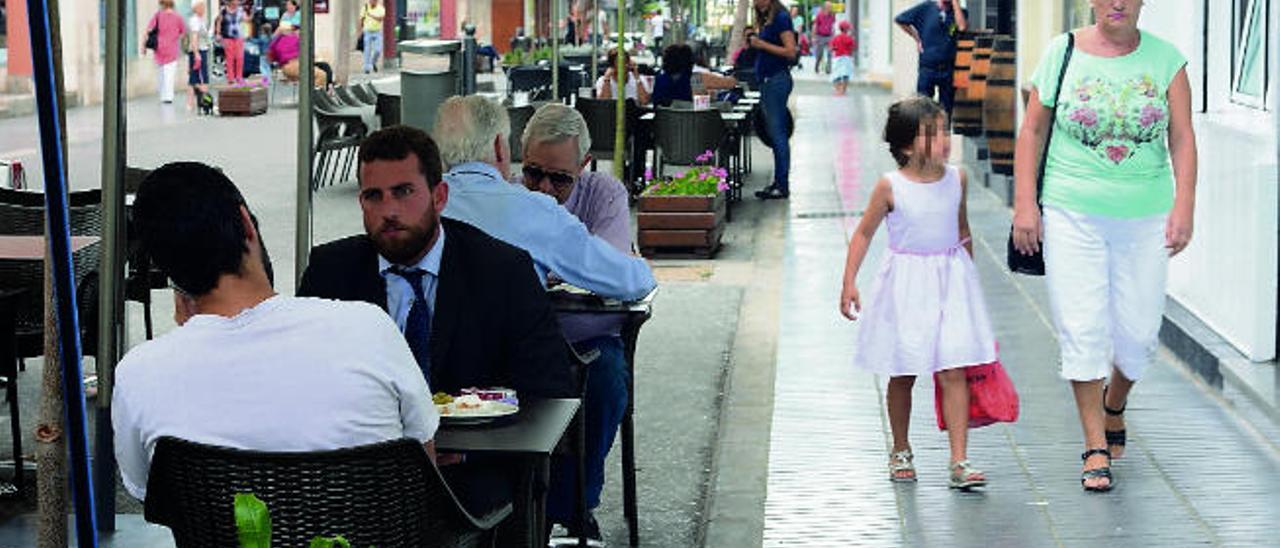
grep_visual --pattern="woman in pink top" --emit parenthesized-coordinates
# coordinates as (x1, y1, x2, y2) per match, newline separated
(143, 0, 186, 104)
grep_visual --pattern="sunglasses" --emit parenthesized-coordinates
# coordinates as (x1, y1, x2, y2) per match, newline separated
(522, 165, 576, 189)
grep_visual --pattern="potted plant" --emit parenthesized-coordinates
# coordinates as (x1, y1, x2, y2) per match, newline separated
(637, 150, 730, 258)
(218, 81, 269, 116)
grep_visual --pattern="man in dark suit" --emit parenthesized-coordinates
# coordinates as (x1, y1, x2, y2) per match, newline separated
(298, 125, 573, 519)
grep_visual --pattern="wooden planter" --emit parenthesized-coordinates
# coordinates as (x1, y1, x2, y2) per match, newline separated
(637, 192, 726, 259)
(218, 86, 268, 116)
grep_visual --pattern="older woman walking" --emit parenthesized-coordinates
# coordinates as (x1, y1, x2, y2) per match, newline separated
(143, 0, 186, 104)
(1012, 0, 1197, 492)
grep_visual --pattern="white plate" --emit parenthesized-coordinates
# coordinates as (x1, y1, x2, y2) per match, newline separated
(436, 400, 519, 422)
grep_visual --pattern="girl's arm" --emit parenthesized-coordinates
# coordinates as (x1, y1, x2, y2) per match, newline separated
(958, 167, 973, 257)
(840, 177, 893, 320)
(1165, 67, 1197, 256)
(750, 29, 797, 60)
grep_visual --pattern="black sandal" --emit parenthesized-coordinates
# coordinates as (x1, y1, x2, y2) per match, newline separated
(1103, 387, 1127, 451)
(1081, 448, 1115, 492)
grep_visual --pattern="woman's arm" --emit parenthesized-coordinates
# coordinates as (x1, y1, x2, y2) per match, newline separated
(700, 71, 738, 90)
(1165, 67, 1197, 256)
(749, 29, 797, 60)
(840, 177, 893, 320)
(951, 2, 968, 32)
(634, 69, 651, 105)
(958, 167, 973, 257)
(1011, 86, 1053, 255)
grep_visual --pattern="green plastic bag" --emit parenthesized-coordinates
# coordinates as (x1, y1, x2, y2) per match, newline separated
(234, 493, 272, 548)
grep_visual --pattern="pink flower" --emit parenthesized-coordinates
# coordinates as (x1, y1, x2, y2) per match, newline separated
(716, 180, 730, 192)
(699, 171, 710, 181)
(713, 167, 728, 179)
(1105, 145, 1129, 164)
(1138, 105, 1164, 127)
(696, 149, 715, 163)
(644, 168, 653, 181)
(1069, 107, 1097, 127)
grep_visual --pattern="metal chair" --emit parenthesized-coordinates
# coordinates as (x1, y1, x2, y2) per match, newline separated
(144, 437, 510, 548)
(312, 89, 370, 189)
(507, 66, 554, 102)
(0, 288, 24, 497)
(123, 167, 168, 340)
(574, 97, 639, 189)
(506, 104, 538, 163)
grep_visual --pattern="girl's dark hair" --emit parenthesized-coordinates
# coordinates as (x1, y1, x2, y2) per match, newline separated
(605, 48, 629, 71)
(883, 96, 946, 167)
(661, 44, 694, 76)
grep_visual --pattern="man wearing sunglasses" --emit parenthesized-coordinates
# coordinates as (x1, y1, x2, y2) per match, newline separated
(432, 95, 655, 302)
(514, 104, 635, 544)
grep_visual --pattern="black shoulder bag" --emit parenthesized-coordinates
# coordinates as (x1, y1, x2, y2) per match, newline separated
(1007, 32, 1074, 276)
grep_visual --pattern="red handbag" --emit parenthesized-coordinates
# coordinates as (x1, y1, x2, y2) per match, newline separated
(934, 350, 1019, 430)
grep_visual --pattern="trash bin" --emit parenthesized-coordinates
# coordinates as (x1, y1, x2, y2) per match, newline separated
(400, 69, 457, 131)
(399, 18, 416, 41)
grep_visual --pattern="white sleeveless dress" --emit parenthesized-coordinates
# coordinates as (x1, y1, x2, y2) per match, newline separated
(853, 166, 997, 377)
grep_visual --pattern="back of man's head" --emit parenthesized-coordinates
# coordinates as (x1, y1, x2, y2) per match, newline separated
(358, 124, 445, 187)
(133, 162, 251, 296)
(433, 95, 510, 170)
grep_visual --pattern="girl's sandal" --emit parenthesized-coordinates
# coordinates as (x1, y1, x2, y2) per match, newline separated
(1103, 387, 1127, 455)
(888, 450, 917, 483)
(948, 460, 987, 490)
(1081, 448, 1115, 492)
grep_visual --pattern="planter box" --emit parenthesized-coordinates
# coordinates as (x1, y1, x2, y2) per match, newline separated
(637, 192, 725, 259)
(218, 86, 268, 116)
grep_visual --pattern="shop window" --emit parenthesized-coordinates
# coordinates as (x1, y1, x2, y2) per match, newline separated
(100, 0, 140, 60)
(1231, 0, 1269, 108)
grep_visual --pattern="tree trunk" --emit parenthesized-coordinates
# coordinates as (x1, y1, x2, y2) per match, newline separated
(333, 0, 360, 84)
(729, 0, 750, 57)
(36, 0, 70, 543)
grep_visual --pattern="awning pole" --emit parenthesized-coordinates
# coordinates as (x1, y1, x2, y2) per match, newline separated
(296, 0, 316, 287)
(552, 0, 560, 98)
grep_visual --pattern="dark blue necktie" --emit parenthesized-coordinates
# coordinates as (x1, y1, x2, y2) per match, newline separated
(391, 267, 432, 383)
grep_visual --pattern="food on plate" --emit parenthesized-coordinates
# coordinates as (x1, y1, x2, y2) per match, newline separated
(432, 392, 454, 405)
(454, 394, 484, 410)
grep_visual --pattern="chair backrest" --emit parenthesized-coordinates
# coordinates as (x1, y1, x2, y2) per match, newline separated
(144, 437, 485, 548)
(653, 107, 726, 167)
(0, 188, 102, 236)
(507, 66, 554, 101)
(507, 104, 538, 162)
(574, 98, 636, 156)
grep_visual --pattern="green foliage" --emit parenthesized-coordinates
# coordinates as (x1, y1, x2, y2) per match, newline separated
(309, 536, 354, 548)
(643, 150, 729, 196)
(234, 493, 271, 548)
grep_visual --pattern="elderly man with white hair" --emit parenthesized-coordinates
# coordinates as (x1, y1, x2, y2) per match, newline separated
(434, 95, 655, 302)
(509, 103, 635, 543)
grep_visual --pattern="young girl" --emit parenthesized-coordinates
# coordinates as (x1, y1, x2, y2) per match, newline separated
(840, 96, 996, 489)
(829, 20, 856, 95)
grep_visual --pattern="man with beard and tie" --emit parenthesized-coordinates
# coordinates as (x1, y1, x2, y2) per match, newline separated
(298, 126, 572, 526)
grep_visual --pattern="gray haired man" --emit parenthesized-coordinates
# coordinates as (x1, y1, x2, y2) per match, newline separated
(515, 103, 634, 542)
(434, 95, 655, 302)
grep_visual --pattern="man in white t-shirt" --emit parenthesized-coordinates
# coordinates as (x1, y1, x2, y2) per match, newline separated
(113, 162, 440, 500)
(649, 11, 665, 54)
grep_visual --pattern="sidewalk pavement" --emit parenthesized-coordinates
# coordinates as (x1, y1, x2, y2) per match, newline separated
(735, 82, 1280, 547)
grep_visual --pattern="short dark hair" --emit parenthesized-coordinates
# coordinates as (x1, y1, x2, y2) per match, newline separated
(661, 44, 694, 76)
(133, 162, 253, 296)
(883, 96, 946, 167)
(358, 125, 444, 188)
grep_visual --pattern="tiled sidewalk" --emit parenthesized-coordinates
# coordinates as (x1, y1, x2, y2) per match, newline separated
(762, 86, 1280, 547)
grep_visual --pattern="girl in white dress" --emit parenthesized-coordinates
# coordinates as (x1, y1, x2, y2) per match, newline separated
(840, 96, 996, 489)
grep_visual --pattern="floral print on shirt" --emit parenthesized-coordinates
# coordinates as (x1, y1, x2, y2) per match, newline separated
(1057, 75, 1169, 165)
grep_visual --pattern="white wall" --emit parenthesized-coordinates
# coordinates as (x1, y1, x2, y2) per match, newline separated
(1142, 2, 1278, 361)
(863, 0, 893, 82)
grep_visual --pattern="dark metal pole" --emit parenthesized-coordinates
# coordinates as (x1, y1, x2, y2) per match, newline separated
(93, 0, 128, 531)
(296, 0, 316, 288)
(26, 0, 99, 542)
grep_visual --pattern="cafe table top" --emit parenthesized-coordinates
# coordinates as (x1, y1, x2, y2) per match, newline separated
(434, 398, 579, 456)
(638, 111, 747, 123)
(0, 236, 99, 260)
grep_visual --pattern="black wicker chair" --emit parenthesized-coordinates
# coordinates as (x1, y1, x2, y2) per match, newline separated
(574, 97, 640, 189)
(0, 288, 23, 497)
(507, 104, 538, 163)
(144, 437, 510, 548)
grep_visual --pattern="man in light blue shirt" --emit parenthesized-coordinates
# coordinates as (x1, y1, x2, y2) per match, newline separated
(433, 95, 656, 302)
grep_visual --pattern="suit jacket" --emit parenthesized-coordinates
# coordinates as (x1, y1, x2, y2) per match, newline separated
(298, 218, 573, 399)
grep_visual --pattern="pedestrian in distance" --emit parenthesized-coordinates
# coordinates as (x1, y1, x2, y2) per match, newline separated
(746, 0, 798, 200)
(895, 0, 967, 114)
(1012, 0, 1197, 493)
(829, 20, 856, 96)
(143, 0, 187, 104)
(184, 0, 213, 113)
(810, 2, 835, 74)
(359, 0, 386, 73)
(840, 96, 996, 490)
(214, 0, 247, 84)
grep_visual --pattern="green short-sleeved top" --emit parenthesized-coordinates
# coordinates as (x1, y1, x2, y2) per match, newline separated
(1030, 31, 1187, 218)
